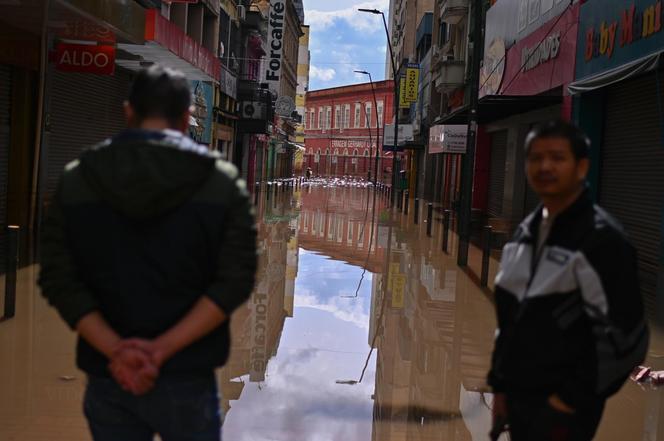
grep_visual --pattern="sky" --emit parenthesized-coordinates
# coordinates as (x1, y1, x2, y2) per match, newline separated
(302, 0, 391, 91)
(222, 250, 378, 440)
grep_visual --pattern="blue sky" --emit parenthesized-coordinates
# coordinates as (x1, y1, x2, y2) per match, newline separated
(303, 0, 390, 91)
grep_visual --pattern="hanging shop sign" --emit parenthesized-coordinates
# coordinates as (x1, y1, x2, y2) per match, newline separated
(55, 43, 116, 75)
(266, 0, 285, 96)
(275, 96, 296, 117)
(189, 81, 214, 145)
(220, 64, 237, 100)
(429, 124, 468, 154)
(576, 0, 664, 80)
(404, 64, 420, 102)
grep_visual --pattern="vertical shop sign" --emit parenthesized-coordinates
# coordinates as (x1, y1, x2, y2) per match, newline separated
(404, 64, 420, 102)
(266, 0, 285, 95)
(189, 81, 214, 145)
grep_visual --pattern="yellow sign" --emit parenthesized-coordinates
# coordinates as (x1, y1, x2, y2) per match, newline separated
(387, 263, 400, 290)
(399, 77, 410, 109)
(405, 66, 420, 102)
(391, 275, 406, 308)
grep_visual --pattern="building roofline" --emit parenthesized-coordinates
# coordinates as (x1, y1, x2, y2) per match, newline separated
(307, 80, 395, 96)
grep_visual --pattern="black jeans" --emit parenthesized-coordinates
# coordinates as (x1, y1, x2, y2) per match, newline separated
(506, 394, 605, 441)
(84, 373, 222, 441)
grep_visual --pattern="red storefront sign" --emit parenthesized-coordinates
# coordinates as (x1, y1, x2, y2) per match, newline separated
(499, 4, 579, 95)
(55, 43, 116, 75)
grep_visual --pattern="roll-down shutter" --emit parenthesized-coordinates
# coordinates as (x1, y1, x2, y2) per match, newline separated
(45, 69, 131, 202)
(0, 65, 11, 273)
(600, 72, 664, 313)
(488, 130, 508, 218)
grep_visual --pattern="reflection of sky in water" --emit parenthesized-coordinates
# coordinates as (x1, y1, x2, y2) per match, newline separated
(222, 249, 377, 441)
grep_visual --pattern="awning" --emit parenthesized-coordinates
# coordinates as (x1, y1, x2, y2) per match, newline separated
(568, 52, 662, 95)
(433, 94, 562, 125)
(116, 9, 220, 82)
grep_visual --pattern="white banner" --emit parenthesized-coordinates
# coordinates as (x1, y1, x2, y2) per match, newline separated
(429, 124, 468, 154)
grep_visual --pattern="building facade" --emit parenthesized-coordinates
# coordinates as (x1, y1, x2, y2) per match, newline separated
(571, 0, 664, 317)
(304, 81, 395, 181)
(295, 25, 311, 145)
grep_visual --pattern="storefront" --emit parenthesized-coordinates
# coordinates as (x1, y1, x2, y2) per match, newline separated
(477, 0, 579, 230)
(570, 0, 664, 313)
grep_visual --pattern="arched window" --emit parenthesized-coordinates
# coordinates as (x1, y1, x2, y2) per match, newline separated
(325, 148, 330, 155)
(353, 149, 358, 156)
(317, 149, 321, 155)
(334, 148, 340, 155)
(344, 149, 349, 156)
(364, 149, 370, 156)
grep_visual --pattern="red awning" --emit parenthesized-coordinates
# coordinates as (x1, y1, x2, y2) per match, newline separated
(117, 9, 220, 82)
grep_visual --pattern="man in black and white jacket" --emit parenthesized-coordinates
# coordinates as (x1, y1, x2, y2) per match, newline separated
(489, 120, 649, 441)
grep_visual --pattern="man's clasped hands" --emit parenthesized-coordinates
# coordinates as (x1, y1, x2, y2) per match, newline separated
(108, 339, 167, 395)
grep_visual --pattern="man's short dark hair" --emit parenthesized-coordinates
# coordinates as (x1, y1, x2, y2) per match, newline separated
(128, 65, 191, 127)
(525, 119, 591, 160)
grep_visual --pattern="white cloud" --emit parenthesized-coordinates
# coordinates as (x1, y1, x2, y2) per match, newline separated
(295, 288, 371, 330)
(306, 0, 390, 33)
(310, 65, 337, 82)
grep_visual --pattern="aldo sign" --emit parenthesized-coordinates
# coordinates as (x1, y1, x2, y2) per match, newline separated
(55, 43, 115, 75)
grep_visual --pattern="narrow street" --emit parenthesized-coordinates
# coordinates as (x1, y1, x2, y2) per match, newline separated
(2, 179, 661, 440)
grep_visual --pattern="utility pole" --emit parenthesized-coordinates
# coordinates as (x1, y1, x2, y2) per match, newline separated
(457, 0, 484, 266)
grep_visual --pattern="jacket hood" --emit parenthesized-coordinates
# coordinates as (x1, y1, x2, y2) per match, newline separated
(79, 129, 218, 220)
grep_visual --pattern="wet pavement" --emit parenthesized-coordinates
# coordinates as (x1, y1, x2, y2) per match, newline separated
(2, 178, 664, 440)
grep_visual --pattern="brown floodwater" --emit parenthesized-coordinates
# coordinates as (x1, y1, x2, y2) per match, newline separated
(1, 180, 663, 440)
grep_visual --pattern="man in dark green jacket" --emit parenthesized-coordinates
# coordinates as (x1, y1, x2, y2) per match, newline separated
(38, 65, 257, 441)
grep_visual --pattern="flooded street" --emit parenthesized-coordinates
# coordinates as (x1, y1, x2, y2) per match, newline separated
(2, 180, 664, 440)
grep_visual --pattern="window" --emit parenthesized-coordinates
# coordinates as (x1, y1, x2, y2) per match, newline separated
(364, 149, 370, 156)
(327, 107, 333, 129)
(344, 148, 349, 156)
(365, 103, 372, 128)
(354, 103, 361, 128)
(318, 108, 323, 129)
(310, 110, 315, 129)
(335, 105, 341, 129)
(344, 105, 351, 128)
(353, 149, 358, 156)
(377, 101, 384, 128)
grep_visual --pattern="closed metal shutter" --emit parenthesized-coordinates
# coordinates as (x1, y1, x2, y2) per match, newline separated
(600, 72, 664, 313)
(488, 130, 508, 217)
(0, 65, 11, 273)
(45, 69, 132, 202)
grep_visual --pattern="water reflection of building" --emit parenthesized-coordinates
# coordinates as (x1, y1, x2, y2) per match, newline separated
(217, 188, 301, 415)
(370, 223, 496, 440)
(298, 185, 387, 273)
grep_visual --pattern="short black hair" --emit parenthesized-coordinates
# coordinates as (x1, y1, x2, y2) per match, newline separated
(128, 65, 191, 127)
(525, 119, 591, 160)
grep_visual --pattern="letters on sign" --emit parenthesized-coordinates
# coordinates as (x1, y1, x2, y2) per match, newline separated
(584, 1, 664, 62)
(266, 0, 285, 95)
(55, 43, 115, 75)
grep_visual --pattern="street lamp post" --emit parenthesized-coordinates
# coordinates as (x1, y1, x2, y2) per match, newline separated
(354, 70, 381, 187)
(457, 0, 484, 266)
(358, 8, 399, 208)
